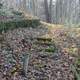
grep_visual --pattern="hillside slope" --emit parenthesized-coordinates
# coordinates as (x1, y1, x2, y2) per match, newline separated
(0, 20, 80, 80)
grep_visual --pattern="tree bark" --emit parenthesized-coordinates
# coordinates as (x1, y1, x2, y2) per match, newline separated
(22, 0, 27, 13)
(44, 0, 51, 23)
(32, 0, 37, 16)
(49, 0, 53, 23)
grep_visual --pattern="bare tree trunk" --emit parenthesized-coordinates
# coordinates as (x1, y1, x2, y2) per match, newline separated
(44, 0, 51, 23)
(22, 0, 27, 13)
(49, 0, 53, 23)
(32, 0, 37, 16)
(79, 0, 80, 22)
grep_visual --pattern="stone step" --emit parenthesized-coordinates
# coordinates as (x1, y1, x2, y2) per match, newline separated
(34, 41, 54, 46)
(45, 48, 56, 53)
(36, 37, 52, 42)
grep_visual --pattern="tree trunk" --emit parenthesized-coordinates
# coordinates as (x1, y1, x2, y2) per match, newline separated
(44, 0, 51, 23)
(79, 0, 80, 22)
(22, 0, 27, 13)
(49, 0, 53, 23)
(32, 0, 37, 16)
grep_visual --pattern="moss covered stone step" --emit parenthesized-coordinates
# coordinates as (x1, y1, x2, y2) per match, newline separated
(0, 18, 40, 32)
(34, 41, 54, 46)
(45, 47, 56, 53)
(0, 34, 4, 42)
(36, 37, 52, 42)
(76, 58, 80, 66)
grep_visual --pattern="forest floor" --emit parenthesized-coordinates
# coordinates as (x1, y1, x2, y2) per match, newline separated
(0, 22, 80, 80)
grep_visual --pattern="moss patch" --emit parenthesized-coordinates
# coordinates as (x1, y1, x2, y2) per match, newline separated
(0, 19, 40, 32)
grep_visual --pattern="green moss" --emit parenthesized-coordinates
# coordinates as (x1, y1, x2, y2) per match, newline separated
(0, 19, 40, 32)
(76, 58, 80, 67)
(71, 64, 80, 80)
(36, 37, 52, 42)
(35, 41, 53, 46)
(45, 47, 55, 53)
(0, 3, 3, 9)
(0, 34, 4, 42)
(12, 11, 23, 16)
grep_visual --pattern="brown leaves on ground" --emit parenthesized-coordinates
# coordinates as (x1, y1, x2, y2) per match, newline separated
(0, 23, 80, 80)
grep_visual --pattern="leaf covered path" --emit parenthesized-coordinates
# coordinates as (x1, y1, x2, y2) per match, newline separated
(0, 24, 79, 80)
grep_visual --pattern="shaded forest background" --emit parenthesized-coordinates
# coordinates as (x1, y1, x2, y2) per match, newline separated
(0, 0, 80, 80)
(0, 0, 80, 27)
